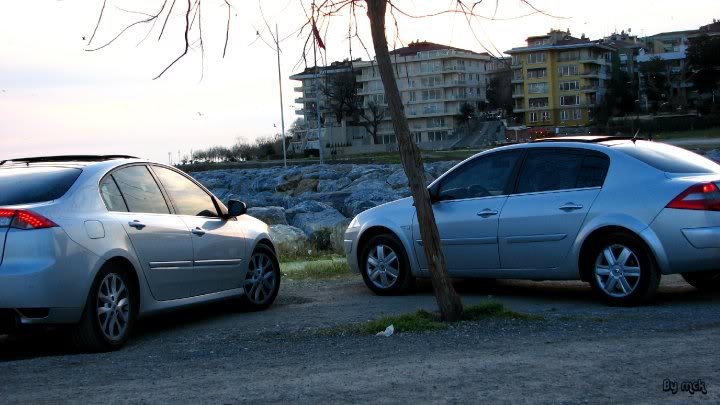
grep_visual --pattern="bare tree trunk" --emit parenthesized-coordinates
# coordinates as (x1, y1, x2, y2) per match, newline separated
(366, 0, 463, 321)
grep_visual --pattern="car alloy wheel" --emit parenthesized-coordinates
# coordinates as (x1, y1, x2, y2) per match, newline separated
(594, 244, 642, 298)
(96, 273, 131, 342)
(366, 244, 400, 289)
(244, 252, 277, 306)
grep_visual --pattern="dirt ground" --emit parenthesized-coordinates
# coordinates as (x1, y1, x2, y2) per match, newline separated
(1, 274, 719, 403)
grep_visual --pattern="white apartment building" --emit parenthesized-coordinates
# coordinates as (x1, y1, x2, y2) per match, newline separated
(355, 41, 495, 145)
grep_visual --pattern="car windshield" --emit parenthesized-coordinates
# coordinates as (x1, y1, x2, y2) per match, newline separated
(0, 166, 82, 205)
(613, 141, 720, 174)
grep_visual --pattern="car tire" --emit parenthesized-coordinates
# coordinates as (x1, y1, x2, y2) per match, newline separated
(71, 264, 137, 352)
(359, 233, 414, 296)
(239, 244, 281, 311)
(585, 232, 660, 306)
(681, 270, 720, 291)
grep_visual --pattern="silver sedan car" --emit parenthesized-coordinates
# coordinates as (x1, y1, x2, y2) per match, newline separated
(345, 137, 720, 306)
(0, 155, 279, 351)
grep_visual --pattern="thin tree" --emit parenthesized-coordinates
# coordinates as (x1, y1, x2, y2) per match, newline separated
(359, 101, 386, 144)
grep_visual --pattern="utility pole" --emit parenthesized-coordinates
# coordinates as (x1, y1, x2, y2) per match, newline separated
(275, 24, 287, 167)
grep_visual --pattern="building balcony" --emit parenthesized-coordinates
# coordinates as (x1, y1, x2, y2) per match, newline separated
(511, 64, 523, 70)
(512, 93, 525, 98)
(295, 109, 305, 115)
(294, 96, 317, 104)
(580, 57, 606, 64)
(293, 86, 304, 92)
(580, 86, 598, 93)
(511, 77, 524, 84)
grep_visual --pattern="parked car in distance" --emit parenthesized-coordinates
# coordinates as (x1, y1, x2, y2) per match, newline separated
(344, 136, 720, 306)
(0, 155, 280, 351)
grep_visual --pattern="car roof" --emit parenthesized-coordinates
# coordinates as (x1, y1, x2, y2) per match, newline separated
(0, 155, 139, 166)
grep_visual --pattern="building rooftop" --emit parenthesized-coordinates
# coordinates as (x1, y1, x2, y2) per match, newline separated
(388, 41, 480, 57)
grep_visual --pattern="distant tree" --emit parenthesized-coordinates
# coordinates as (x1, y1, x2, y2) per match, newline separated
(687, 34, 720, 101)
(359, 101, 386, 144)
(486, 72, 513, 114)
(323, 70, 359, 125)
(456, 102, 475, 137)
(640, 57, 669, 113)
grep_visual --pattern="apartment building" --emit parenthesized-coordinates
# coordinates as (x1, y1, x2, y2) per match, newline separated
(354, 41, 495, 145)
(506, 30, 615, 128)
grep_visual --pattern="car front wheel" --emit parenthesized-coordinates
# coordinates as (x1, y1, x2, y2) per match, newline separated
(586, 232, 660, 306)
(359, 233, 414, 295)
(239, 244, 281, 311)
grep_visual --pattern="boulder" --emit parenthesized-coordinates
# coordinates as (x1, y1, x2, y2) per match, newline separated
(269, 225, 310, 257)
(285, 200, 336, 222)
(290, 208, 348, 249)
(292, 177, 319, 196)
(246, 206, 288, 225)
(343, 188, 401, 217)
(330, 218, 352, 253)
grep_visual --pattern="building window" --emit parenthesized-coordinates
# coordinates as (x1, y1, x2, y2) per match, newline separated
(428, 117, 446, 128)
(541, 111, 550, 122)
(414, 132, 422, 143)
(408, 91, 416, 102)
(527, 68, 547, 79)
(427, 131, 448, 142)
(527, 52, 546, 64)
(512, 55, 522, 65)
(573, 109, 582, 120)
(421, 76, 443, 87)
(561, 110, 569, 121)
(528, 97, 549, 109)
(560, 95, 580, 106)
(558, 50, 580, 62)
(559, 81, 580, 91)
(381, 134, 397, 144)
(529, 112, 538, 123)
(528, 82, 548, 94)
(421, 89, 443, 101)
(558, 65, 579, 76)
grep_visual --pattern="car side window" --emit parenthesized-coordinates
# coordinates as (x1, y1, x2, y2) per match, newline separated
(438, 151, 521, 200)
(152, 166, 219, 217)
(99, 176, 129, 212)
(516, 149, 586, 194)
(576, 152, 610, 188)
(111, 165, 170, 214)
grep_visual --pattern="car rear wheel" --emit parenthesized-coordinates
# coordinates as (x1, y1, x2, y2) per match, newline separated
(72, 264, 137, 352)
(359, 233, 414, 295)
(682, 270, 720, 291)
(239, 244, 281, 311)
(586, 232, 660, 306)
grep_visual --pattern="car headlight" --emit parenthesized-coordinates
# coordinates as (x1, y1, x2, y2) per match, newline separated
(348, 216, 360, 229)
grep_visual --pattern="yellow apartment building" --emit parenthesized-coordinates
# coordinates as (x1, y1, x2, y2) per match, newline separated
(506, 30, 615, 130)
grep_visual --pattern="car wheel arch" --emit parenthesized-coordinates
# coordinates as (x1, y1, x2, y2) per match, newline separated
(577, 226, 658, 282)
(86, 256, 141, 314)
(357, 225, 413, 270)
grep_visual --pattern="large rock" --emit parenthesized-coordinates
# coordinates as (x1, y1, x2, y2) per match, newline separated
(292, 177, 319, 196)
(269, 225, 310, 257)
(290, 208, 348, 251)
(330, 218, 352, 253)
(344, 188, 402, 217)
(247, 206, 287, 225)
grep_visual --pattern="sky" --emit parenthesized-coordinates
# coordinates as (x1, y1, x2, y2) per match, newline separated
(1, 0, 718, 163)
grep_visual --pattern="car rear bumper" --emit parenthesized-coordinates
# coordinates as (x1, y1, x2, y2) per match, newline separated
(0, 228, 100, 324)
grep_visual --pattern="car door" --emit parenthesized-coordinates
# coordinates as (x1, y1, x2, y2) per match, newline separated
(151, 165, 245, 296)
(101, 165, 195, 301)
(498, 148, 610, 269)
(412, 150, 523, 274)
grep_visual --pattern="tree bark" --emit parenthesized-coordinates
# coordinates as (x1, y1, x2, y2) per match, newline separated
(365, 0, 463, 321)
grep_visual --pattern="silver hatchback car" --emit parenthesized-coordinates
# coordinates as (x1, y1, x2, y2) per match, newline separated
(0, 155, 279, 351)
(345, 137, 720, 306)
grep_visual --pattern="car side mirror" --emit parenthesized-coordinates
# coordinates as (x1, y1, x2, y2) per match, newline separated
(428, 184, 441, 204)
(227, 200, 247, 217)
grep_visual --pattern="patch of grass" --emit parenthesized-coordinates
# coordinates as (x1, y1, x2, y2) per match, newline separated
(279, 252, 343, 264)
(325, 301, 542, 336)
(463, 302, 545, 321)
(282, 259, 351, 280)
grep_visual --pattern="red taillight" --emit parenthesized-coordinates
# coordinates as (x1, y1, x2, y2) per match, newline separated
(667, 183, 720, 211)
(0, 209, 58, 229)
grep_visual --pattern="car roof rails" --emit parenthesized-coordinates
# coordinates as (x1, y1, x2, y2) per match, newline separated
(531, 135, 648, 144)
(0, 155, 139, 166)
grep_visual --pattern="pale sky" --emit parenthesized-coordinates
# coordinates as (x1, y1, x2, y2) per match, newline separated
(1, 0, 717, 163)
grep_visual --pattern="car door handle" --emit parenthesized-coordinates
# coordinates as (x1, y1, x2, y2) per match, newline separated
(477, 209, 499, 218)
(559, 203, 584, 212)
(191, 227, 206, 236)
(128, 220, 146, 230)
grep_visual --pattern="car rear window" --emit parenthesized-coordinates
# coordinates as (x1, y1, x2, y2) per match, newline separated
(0, 167, 82, 205)
(613, 141, 720, 174)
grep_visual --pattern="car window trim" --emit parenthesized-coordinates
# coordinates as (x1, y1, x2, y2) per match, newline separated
(148, 164, 223, 219)
(511, 147, 607, 195)
(436, 149, 525, 202)
(99, 163, 174, 215)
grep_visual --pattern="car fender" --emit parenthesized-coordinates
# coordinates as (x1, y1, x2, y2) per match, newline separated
(563, 212, 670, 279)
(355, 214, 420, 277)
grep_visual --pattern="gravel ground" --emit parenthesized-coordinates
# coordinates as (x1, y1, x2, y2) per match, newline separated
(1, 274, 719, 403)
